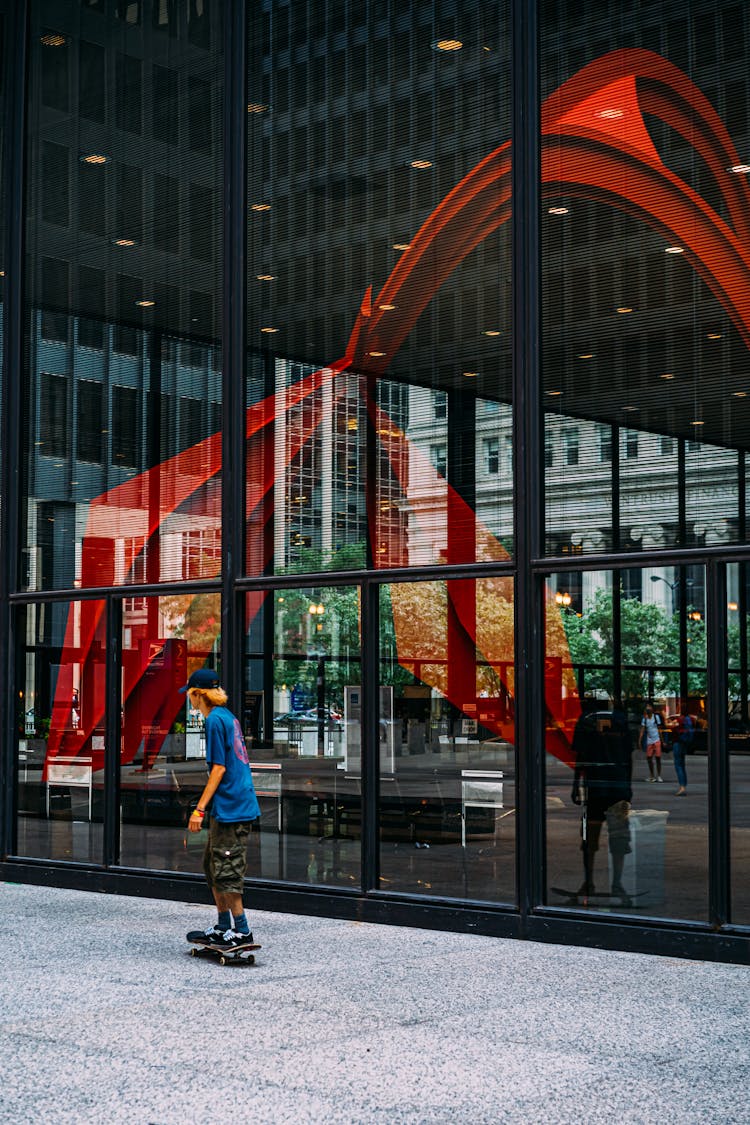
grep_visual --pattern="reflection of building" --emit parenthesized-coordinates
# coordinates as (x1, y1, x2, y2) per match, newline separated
(2, 1, 750, 966)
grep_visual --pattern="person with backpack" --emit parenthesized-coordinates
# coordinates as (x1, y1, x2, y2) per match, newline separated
(671, 708, 694, 795)
(639, 703, 664, 782)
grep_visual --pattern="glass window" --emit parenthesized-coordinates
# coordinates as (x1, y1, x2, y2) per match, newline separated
(15, 600, 106, 864)
(246, 2, 512, 576)
(23, 2, 225, 591)
(727, 563, 750, 924)
(379, 578, 515, 903)
(544, 566, 708, 921)
(542, 6, 750, 556)
(118, 592, 222, 872)
(243, 586, 362, 888)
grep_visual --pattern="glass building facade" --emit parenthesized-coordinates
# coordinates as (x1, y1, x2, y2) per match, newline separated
(1, 0, 749, 962)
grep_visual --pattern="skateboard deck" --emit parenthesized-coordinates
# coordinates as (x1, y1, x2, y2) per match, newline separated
(188, 939, 261, 966)
(550, 886, 645, 907)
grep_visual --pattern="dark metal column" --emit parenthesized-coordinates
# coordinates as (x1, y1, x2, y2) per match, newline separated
(360, 579, 380, 893)
(706, 560, 729, 926)
(511, 0, 543, 923)
(221, 0, 248, 708)
(0, 1, 29, 857)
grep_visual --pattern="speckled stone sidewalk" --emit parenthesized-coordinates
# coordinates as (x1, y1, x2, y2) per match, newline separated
(1, 882, 749, 1124)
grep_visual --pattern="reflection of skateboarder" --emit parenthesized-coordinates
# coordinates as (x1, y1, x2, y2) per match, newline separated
(571, 703, 633, 898)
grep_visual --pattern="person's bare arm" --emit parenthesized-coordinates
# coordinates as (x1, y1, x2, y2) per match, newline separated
(188, 764, 226, 832)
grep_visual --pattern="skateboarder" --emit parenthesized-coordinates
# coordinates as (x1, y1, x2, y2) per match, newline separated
(571, 702, 633, 898)
(182, 668, 261, 950)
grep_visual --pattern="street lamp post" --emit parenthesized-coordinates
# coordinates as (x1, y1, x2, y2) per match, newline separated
(650, 572, 694, 708)
(309, 603, 326, 755)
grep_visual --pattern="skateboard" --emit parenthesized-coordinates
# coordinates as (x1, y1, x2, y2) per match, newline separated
(550, 886, 646, 908)
(188, 939, 261, 966)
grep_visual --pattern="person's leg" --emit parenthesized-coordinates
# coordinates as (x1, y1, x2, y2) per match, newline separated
(673, 745, 687, 791)
(654, 742, 663, 779)
(212, 822, 252, 939)
(580, 811, 603, 894)
(646, 745, 655, 779)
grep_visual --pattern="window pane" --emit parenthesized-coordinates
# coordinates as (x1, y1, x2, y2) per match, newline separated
(15, 600, 106, 864)
(23, 3, 224, 591)
(243, 586, 362, 888)
(541, 8, 750, 556)
(544, 567, 708, 921)
(727, 563, 750, 924)
(118, 592, 222, 872)
(246, 3, 513, 576)
(378, 578, 515, 903)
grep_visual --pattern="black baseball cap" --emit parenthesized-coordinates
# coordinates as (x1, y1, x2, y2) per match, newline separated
(179, 668, 221, 693)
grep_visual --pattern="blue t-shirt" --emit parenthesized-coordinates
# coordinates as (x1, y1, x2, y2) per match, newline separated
(205, 707, 261, 824)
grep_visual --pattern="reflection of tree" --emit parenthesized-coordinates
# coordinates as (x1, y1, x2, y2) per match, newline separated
(560, 589, 707, 701)
(159, 592, 221, 647)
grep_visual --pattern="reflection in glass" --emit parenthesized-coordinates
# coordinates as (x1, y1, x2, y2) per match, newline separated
(378, 579, 515, 903)
(545, 567, 708, 920)
(728, 563, 750, 924)
(244, 587, 362, 888)
(15, 600, 106, 863)
(23, 3, 224, 591)
(246, 3, 513, 576)
(541, 14, 750, 557)
(118, 592, 222, 872)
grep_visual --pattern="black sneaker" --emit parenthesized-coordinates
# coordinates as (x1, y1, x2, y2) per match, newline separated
(186, 923, 224, 945)
(215, 929, 255, 950)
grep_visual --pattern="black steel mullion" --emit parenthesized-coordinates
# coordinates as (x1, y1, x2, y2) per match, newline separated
(611, 423, 620, 552)
(511, 0, 542, 924)
(103, 597, 123, 867)
(360, 580, 380, 893)
(221, 0, 248, 706)
(707, 560, 729, 926)
(0, 0, 29, 859)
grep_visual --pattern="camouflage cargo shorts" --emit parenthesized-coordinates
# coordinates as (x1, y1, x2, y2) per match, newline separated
(203, 819, 251, 893)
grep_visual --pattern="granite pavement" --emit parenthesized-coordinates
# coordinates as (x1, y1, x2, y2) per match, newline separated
(1, 882, 749, 1124)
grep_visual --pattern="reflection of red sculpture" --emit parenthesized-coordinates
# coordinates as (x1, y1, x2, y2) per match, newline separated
(49, 50, 750, 773)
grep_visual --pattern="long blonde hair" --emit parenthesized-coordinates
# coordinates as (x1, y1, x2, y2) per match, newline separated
(191, 686, 228, 709)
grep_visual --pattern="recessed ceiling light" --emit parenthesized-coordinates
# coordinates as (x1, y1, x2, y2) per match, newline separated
(728, 164, 750, 174)
(463, 371, 478, 378)
(134, 299, 155, 307)
(577, 353, 594, 359)
(260, 326, 279, 333)
(251, 203, 271, 212)
(690, 420, 705, 426)
(80, 153, 109, 165)
(368, 351, 386, 357)
(664, 246, 684, 254)
(548, 206, 569, 215)
(546, 390, 563, 396)
(616, 306, 634, 314)
(40, 32, 67, 46)
(393, 243, 411, 251)
(733, 391, 747, 398)
(660, 373, 675, 380)
(595, 107, 625, 119)
(247, 103, 269, 114)
(408, 159, 433, 170)
(378, 303, 396, 311)
(483, 330, 502, 337)
(256, 273, 276, 281)
(432, 38, 463, 52)
(112, 238, 136, 247)
(706, 332, 722, 340)
(623, 405, 638, 411)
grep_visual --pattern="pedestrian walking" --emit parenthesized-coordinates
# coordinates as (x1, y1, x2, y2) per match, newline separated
(639, 703, 664, 782)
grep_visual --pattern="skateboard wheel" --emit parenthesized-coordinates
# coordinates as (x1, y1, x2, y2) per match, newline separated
(190, 948, 198, 957)
(219, 955, 226, 966)
(247, 955, 255, 965)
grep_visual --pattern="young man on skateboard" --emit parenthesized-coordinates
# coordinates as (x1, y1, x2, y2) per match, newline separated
(182, 668, 261, 949)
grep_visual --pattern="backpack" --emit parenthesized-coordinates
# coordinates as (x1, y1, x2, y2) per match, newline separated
(680, 715, 694, 744)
